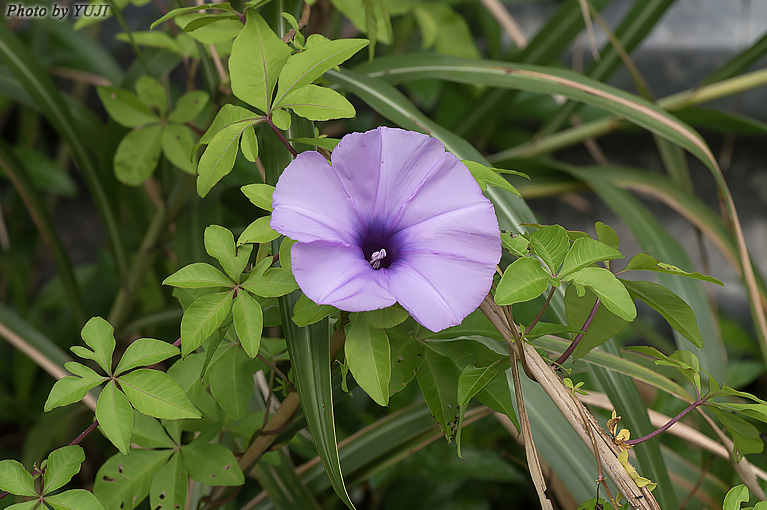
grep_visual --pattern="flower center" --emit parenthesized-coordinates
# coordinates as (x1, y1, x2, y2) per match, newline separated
(369, 249, 387, 270)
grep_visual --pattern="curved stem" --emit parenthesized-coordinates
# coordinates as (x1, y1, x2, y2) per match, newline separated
(525, 286, 556, 334)
(623, 398, 705, 446)
(554, 298, 600, 366)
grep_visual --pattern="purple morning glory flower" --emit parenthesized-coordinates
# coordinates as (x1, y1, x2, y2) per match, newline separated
(270, 127, 501, 332)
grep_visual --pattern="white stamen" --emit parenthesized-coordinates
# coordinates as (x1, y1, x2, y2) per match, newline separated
(370, 249, 387, 269)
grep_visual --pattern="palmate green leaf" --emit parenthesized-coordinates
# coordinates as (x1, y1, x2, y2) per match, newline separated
(182, 441, 244, 486)
(204, 225, 250, 280)
(81, 317, 116, 375)
(559, 237, 623, 277)
(412, 3, 479, 59)
(149, 452, 186, 510)
(163, 263, 233, 289)
(279, 291, 354, 509)
(208, 344, 259, 419)
(198, 104, 260, 146)
(241, 183, 275, 211)
(345, 315, 391, 406)
(232, 290, 263, 358)
(230, 10, 291, 113)
(114, 338, 180, 376)
(96, 380, 133, 455)
(115, 30, 185, 56)
(622, 252, 723, 285)
(150, 2, 233, 30)
(168, 90, 209, 123)
(43, 445, 85, 494)
(0, 459, 36, 497)
(463, 160, 521, 197)
(44, 362, 106, 411)
(161, 123, 196, 174)
(389, 331, 424, 395)
(180, 291, 234, 356)
(416, 348, 459, 441)
(243, 268, 298, 298)
(238, 216, 280, 245)
(131, 411, 175, 449)
(723, 484, 750, 510)
(114, 124, 163, 186)
(5, 500, 38, 510)
(94, 449, 172, 510)
(566, 267, 636, 321)
(279, 85, 356, 121)
(495, 256, 550, 305)
(528, 225, 569, 273)
(565, 287, 629, 360)
(119, 369, 201, 420)
(273, 38, 368, 109)
(46, 489, 106, 510)
(623, 280, 704, 348)
(330, 0, 392, 44)
(97, 86, 158, 127)
(135, 76, 167, 116)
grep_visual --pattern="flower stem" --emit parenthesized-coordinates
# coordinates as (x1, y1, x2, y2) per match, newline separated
(554, 298, 600, 366)
(525, 287, 556, 335)
(266, 118, 298, 157)
(623, 397, 706, 446)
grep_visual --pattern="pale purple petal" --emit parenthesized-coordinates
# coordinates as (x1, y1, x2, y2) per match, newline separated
(331, 127, 447, 222)
(291, 241, 397, 311)
(387, 152, 491, 233)
(387, 249, 497, 332)
(271, 151, 361, 244)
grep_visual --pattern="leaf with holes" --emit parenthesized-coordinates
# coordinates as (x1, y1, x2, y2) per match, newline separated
(456, 363, 499, 456)
(168, 90, 209, 123)
(388, 331, 424, 395)
(80, 317, 116, 375)
(135, 76, 167, 116)
(181, 442, 244, 486)
(115, 338, 180, 376)
(118, 369, 201, 420)
(96, 380, 133, 455)
(43, 445, 85, 494)
(149, 452, 187, 510)
(416, 348, 459, 441)
(94, 449, 172, 510)
(161, 124, 196, 174)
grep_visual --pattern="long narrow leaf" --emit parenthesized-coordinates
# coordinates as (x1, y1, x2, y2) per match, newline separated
(0, 24, 127, 279)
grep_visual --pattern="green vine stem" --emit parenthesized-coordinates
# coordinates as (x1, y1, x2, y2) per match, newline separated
(623, 397, 707, 447)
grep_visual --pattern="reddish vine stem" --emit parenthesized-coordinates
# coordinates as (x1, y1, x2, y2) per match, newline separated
(266, 118, 298, 157)
(525, 287, 556, 335)
(623, 397, 706, 446)
(554, 298, 601, 366)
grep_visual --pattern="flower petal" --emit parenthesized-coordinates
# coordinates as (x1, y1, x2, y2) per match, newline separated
(331, 127, 447, 223)
(387, 248, 497, 332)
(271, 151, 361, 244)
(291, 241, 396, 312)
